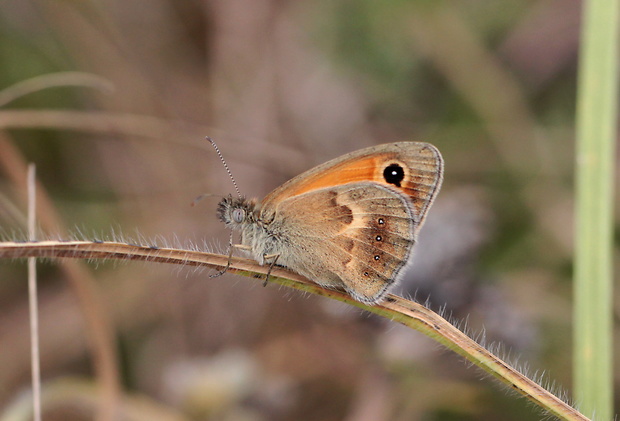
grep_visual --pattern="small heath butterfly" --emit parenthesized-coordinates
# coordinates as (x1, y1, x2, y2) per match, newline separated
(217, 142, 443, 304)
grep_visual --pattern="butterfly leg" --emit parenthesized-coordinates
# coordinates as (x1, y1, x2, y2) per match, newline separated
(209, 237, 251, 278)
(209, 244, 235, 278)
(262, 253, 280, 286)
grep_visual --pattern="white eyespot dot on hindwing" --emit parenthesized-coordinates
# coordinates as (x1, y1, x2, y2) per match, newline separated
(373, 212, 413, 272)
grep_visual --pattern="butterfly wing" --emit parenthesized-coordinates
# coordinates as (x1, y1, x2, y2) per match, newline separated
(269, 183, 419, 304)
(261, 142, 443, 229)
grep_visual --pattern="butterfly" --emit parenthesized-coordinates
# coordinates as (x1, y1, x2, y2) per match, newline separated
(217, 142, 443, 304)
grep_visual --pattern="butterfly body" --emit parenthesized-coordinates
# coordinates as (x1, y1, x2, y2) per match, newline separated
(217, 142, 443, 304)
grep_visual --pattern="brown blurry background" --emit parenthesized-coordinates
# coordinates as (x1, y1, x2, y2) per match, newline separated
(0, 1, 618, 420)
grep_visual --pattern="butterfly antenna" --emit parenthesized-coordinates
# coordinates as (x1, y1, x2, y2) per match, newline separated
(191, 193, 223, 207)
(206, 136, 242, 198)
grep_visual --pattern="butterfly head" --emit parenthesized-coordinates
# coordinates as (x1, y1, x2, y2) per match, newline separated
(217, 195, 259, 228)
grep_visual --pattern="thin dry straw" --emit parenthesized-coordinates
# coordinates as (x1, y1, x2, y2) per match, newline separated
(27, 164, 41, 421)
(0, 71, 114, 108)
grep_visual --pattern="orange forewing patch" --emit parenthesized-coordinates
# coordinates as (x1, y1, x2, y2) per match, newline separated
(282, 156, 381, 198)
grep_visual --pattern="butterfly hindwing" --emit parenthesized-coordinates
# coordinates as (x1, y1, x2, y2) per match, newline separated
(271, 183, 416, 303)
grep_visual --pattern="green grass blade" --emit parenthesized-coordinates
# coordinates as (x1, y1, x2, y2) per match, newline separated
(574, 0, 618, 419)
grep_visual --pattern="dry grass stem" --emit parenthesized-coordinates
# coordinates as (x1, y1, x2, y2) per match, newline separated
(27, 164, 41, 421)
(0, 133, 121, 421)
(0, 240, 591, 421)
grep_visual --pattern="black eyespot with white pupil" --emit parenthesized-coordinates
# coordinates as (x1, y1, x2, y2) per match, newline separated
(383, 163, 405, 187)
(378, 218, 385, 225)
(232, 208, 245, 223)
(375, 235, 382, 241)
(374, 255, 380, 261)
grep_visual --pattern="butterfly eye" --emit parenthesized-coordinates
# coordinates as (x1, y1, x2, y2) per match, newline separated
(383, 163, 405, 187)
(232, 208, 245, 223)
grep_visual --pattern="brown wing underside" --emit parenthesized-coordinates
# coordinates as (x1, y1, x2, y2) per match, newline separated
(271, 184, 417, 304)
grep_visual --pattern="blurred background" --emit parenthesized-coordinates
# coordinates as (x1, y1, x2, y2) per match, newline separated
(0, 0, 618, 420)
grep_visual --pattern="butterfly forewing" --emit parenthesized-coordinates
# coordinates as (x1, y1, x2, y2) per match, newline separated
(261, 142, 443, 227)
